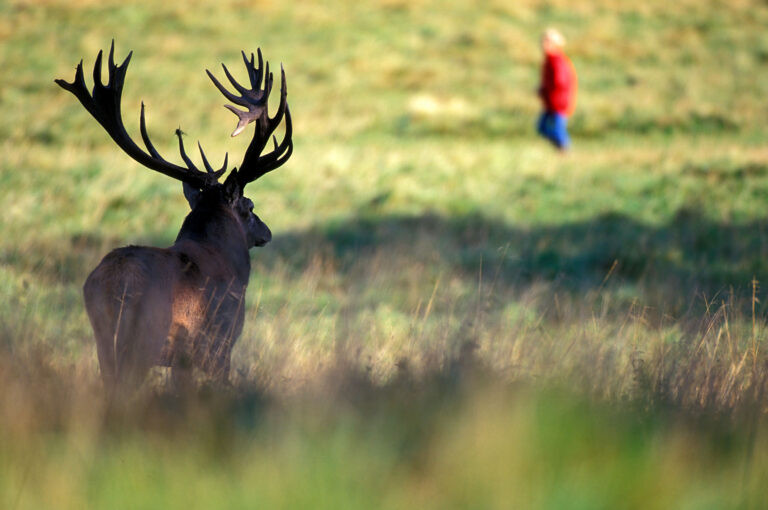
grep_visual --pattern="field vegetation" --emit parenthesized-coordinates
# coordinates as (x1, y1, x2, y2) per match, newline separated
(2, 0, 768, 508)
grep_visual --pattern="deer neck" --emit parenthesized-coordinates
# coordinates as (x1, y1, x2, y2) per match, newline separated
(174, 206, 251, 284)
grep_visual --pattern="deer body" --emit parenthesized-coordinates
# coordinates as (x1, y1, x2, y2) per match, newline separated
(57, 43, 292, 392)
(84, 193, 263, 388)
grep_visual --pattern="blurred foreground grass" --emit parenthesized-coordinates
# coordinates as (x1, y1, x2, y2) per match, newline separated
(2, 362, 767, 510)
(2, 0, 768, 508)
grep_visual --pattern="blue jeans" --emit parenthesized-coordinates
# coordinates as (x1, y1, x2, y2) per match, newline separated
(537, 111, 570, 149)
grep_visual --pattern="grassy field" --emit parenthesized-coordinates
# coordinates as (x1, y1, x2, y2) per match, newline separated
(2, 0, 768, 508)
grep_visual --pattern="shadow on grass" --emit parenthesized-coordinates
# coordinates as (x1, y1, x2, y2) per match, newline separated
(6, 208, 768, 318)
(268, 207, 768, 316)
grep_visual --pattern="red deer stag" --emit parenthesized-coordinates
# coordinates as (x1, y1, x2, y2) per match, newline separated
(56, 42, 292, 392)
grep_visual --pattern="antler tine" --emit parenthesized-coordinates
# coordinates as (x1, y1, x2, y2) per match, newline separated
(263, 140, 293, 173)
(240, 106, 292, 183)
(174, 129, 199, 171)
(264, 61, 272, 98)
(197, 142, 228, 178)
(270, 141, 293, 171)
(207, 68, 250, 107)
(205, 48, 293, 188)
(261, 105, 292, 160)
(255, 49, 264, 88)
(198, 142, 214, 173)
(256, 106, 293, 170)
(268, 65, 288, 128)
(107, 41, 116, 83)
(216, 152, 228, 177)
(140, 102, 163, 159)
(222, 63, 248, 95)
(92, 49, 104, 91)
(256, 141, 293, 176)
(241, 49, 264, 90)
(56, 42, 226, 189)
(66, 60, 87, 95)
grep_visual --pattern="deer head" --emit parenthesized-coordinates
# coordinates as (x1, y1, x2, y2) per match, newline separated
(55, 41, 292, 249)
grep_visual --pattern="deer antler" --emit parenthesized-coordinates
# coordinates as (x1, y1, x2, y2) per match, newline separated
(206, 49, 292, 188)
(55, 41, 227, 189)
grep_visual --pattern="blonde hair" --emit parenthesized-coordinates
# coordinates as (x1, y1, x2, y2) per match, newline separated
(542, 28, 566, 48)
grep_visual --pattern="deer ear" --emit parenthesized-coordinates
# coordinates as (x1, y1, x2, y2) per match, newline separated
(182, 182, 202, 209)
(222, 168, 242, 203)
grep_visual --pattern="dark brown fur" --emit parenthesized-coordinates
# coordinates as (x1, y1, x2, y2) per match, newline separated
(83, 188, 268, 392)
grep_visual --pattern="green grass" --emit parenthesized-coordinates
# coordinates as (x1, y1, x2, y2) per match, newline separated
(3, 0, 768, 508)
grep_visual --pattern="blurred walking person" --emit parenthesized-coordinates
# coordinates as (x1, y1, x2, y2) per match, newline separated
(537, 28, 577, 151)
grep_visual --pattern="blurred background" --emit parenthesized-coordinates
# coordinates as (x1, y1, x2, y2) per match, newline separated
(2, 0, 768, 508)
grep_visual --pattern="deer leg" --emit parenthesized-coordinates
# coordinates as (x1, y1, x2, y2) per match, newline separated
(171, 364, 194, 395)
(171, 349, 194, 394)
(111, 286, 170, 392)
(170, 326, 195, 394)
(93, 333, 117, 394)
(85, 284, 120, 394)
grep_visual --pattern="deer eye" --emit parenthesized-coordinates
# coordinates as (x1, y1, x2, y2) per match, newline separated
(237, 199, 254, 218)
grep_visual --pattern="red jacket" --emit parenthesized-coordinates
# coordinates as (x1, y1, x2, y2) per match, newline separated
(539, 50, 577, 115)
